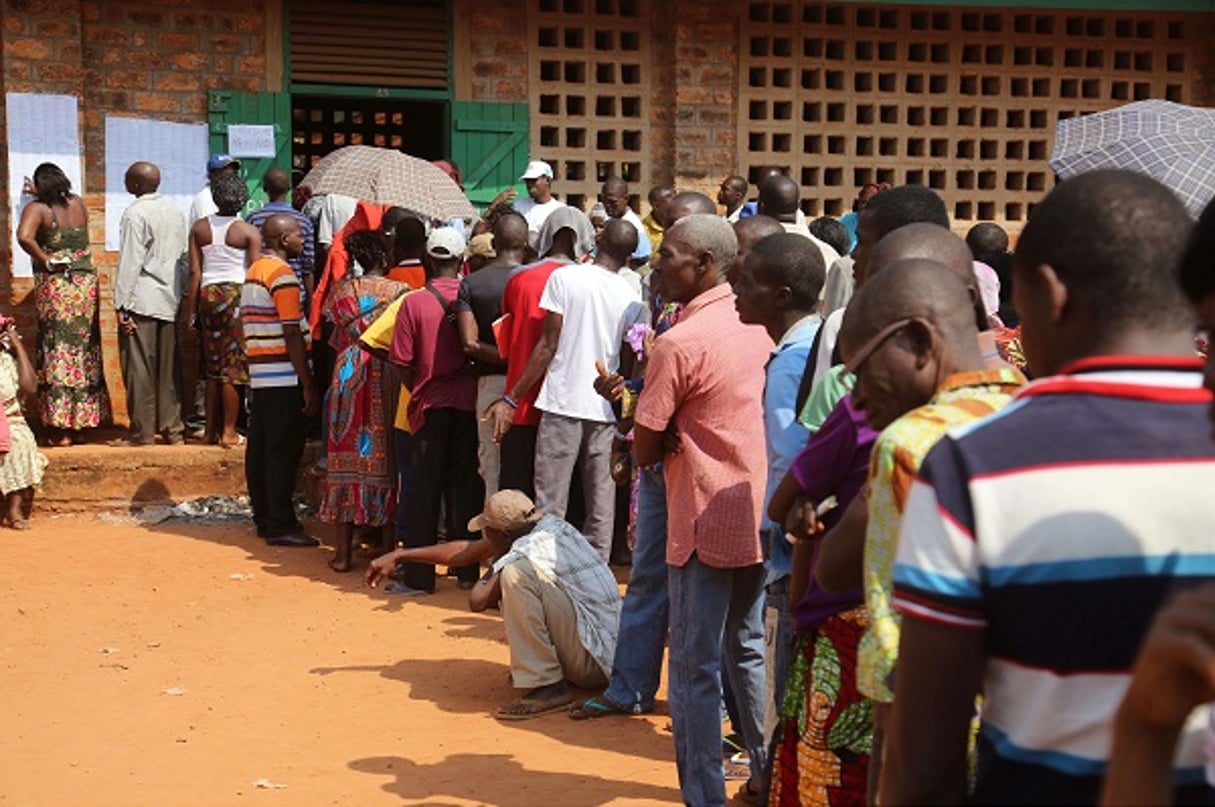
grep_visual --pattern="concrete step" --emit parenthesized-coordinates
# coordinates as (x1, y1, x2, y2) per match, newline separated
(38, 434, 321, 513)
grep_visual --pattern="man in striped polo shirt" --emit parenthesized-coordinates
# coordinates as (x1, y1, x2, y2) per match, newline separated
(887, 170, 1215, 803)
(242, 214, 318, 547)
(832, 259, 1023, 799)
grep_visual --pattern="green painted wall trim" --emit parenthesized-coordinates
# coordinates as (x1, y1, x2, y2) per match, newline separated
(287, 84, 451, 102)
(860, 0, 1213, 10)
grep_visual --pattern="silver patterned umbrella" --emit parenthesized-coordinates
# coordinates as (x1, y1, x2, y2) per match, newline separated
(1049, 100, 1215, 218)
(300, 146, 476, 221)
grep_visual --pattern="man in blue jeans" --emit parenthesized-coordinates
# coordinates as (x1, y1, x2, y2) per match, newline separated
(570, 462, 668, 717)
(633, 215, 771, 806)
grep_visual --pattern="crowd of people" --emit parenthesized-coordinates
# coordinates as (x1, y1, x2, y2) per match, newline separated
(11, 150, 1215, 806)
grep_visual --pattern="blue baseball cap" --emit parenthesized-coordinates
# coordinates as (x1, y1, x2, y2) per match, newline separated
(207, 154, 241, 172)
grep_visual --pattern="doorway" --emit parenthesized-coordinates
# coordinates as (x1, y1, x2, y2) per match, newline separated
(291, 95, 448, 176)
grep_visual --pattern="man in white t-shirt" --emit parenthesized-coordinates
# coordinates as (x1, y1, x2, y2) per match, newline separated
(522, 219, 647, 560)
(511, 160, 567, 245)
(601, 176, 652, 264)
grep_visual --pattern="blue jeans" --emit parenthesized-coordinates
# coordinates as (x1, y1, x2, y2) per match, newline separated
(759, 576, 794, 801)
(603, 464, 668, 712)
(668, 553, 767, 807)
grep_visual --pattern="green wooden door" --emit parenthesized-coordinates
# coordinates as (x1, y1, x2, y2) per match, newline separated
(450, 101, 530, 208)
(207, 90, 292, 215)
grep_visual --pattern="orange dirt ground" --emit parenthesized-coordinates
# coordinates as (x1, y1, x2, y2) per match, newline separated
(0, 514, 685, 806)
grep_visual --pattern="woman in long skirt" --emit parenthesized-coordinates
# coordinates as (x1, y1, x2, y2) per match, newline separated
(15, 163, 111, 445)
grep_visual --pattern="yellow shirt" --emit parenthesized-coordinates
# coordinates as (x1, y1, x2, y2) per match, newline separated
(642, 213, 664, 256)
(858, 369, 1022, 703)
(360, 293, 413, 432)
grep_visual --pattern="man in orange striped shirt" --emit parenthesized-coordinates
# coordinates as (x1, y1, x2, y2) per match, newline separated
(241, 214, 318, 547)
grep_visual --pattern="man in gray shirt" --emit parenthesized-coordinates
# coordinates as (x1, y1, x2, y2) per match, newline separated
(114, 162, 188, 446)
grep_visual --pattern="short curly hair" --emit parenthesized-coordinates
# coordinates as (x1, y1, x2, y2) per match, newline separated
(210, 173, 248, 216)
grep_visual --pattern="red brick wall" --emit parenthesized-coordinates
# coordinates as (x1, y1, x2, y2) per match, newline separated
(467, 0, 528, 102)
(670, 0, 739, 199)
(0, 0, 269, 423)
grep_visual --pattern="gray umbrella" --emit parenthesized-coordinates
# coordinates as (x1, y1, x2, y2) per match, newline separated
(1049, 99, 1215, 218)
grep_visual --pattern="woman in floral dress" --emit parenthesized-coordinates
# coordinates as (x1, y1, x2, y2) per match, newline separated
(319, 231, 406, 572)
(15, 163, 111, 445)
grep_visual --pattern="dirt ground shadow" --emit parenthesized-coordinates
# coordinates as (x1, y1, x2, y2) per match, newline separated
(312, 656, 673, 761)
(350, 752, 681, 806)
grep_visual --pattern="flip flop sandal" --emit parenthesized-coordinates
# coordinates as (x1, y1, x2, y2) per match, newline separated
(496, 694, 577, 721)
(568, 696, 639, 720)
(383, 582, 430, 596)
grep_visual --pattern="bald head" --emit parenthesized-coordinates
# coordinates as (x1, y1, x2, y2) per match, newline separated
(841, 259, 983, 429)
(262, 167, 291, 200)
(124, 162, 160, 196)
(869, 223, 973, 282)
(757, 174, 800, 220)
(599, 218, 640, 264)
(603, 176, 628, 195)
(755, 166, 783, 187)
(869, 224, 987, 329)
(491, 211, 529, 253)
(262, 212, 301, 243)
(735, 215, 784, 247)
(844, 259, 978, 347)
(667, 191, 717, 223)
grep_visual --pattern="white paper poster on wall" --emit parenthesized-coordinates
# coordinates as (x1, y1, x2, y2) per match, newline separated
(104, 116, 209, 251)
(5, 92, 83, 278)
(227, 124, 276, 158)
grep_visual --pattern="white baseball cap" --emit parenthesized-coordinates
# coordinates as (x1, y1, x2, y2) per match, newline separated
(520, 160, 554, 181)
(426, 227, 467, 259)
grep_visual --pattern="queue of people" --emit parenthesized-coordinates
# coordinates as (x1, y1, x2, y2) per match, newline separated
(10, 151, 1215, 807)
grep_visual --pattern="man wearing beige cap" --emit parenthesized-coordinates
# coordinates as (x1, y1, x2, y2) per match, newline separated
(366, 489, 622, 720)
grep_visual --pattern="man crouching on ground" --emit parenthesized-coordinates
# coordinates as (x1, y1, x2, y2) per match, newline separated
(366, 489, 622, 720)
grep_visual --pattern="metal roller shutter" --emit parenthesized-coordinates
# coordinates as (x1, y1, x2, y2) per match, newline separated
(290, 0, 449, 90)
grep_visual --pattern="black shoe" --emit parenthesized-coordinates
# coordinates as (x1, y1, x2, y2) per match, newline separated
(266, 532, 319, 547)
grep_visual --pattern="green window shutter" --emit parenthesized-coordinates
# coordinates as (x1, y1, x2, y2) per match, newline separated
(450, 101, 530, 207)
(207, 90, 293, 216)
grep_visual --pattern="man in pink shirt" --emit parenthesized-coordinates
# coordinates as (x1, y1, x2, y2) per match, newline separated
(634, 214, 775, 806)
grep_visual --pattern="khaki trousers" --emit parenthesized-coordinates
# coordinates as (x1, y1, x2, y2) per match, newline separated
(499, 556, 607, 690)
(475, 374, 505, 500)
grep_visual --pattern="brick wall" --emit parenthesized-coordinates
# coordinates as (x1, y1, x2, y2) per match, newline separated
(0, 0, 269, 424)
(467, 0, 529, 102)
(669, 0, 739, 200)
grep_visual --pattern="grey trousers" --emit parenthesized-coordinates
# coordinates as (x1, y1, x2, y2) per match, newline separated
(533, 411, 615, 561)
(119, 313, 183, 442)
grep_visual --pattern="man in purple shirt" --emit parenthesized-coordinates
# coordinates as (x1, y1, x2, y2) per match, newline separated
(390, 227, 482, 593)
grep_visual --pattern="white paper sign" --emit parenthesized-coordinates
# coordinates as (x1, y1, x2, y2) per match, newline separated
(227, 125, 276, 159)
(104, 116, 209, 251)
(5, 92, 83, 278)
